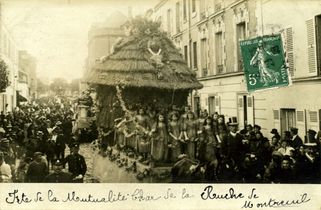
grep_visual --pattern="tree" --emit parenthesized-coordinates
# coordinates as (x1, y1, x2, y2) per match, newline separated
(37, 78, 49, 95)
(69, 78, 80, 93)
(50, 77, 68, 95)
(0, 59, 10, 92)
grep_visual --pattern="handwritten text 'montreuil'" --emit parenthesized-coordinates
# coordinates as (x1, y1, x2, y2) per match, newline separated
(200, 185, 311, 209)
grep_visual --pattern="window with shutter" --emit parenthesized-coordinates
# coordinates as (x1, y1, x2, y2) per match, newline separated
(238, 98, 243, 107)
(297, 111, 304, 122)
(309, 111, 318, 123)
(215, 97, 219, 106)
(273, 110, 279, 120)
(247, 97, 252, 107)
(306, 19, 316, 73)
(286, 27, 294, 76)
(316, 15, 321, 75)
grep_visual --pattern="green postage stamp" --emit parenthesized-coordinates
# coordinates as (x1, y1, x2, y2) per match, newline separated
(240, 34, 290, 92)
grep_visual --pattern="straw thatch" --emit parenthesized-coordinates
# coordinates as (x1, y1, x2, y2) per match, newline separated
(85, 17, 203, 90)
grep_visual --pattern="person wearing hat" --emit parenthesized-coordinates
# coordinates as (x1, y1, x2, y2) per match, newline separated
(51, 127, 66, 160)
(253, 124, 261, 134)
(25, 152, 48, 182)
(221, 117, 244, 180)
(289, 127, 303, 149)
(63, 144, 87, 183)
(44, 159, 73, 183)
(270, 128, 281, 141)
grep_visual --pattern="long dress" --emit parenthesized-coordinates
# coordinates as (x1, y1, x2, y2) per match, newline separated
(168, 121, 181, 162)
(135, 115, 150, 154)
(197, 118, 206, 161)
(151, 122, 168, 162)
(184, 120, 198, 159)
(204, 125, 217, 162)
(124, 120, 136, 151)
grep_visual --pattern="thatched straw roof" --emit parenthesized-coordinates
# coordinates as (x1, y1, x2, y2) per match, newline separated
(85, 17, 203, 90)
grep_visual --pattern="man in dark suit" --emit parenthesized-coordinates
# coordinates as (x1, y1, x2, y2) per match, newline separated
(289, 127, 303, 149)
(25, 152, 48, 182)
(220, 118, 244, 182)
(52, 127, 66, 160)
(44, 159, 73, 183)
(63, 144, 87, 183)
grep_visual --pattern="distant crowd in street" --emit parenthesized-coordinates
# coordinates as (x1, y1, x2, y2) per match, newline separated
(0, 96, 87, 183)
(97, 104, 320, 183)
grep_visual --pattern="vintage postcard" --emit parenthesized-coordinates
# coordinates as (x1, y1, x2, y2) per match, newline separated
(0, 0, 320, 209)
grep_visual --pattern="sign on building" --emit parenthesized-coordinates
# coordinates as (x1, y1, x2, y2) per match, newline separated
(240, 34, 290, 92)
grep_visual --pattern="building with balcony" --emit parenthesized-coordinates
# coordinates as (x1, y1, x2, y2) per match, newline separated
(152, 0, 321, 138)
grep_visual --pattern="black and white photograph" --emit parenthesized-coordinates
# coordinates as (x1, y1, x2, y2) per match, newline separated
(0, 0, 320, 209)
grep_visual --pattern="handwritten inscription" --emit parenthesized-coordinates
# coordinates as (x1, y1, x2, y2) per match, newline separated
(201, 186, 244, 200)
(5, 188, 193, 205)
(3, 187, 312, 209)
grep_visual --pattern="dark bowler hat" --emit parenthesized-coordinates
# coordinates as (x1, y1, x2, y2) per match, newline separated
(290, 127, 298, 132)
(254, 124, 261, 130)
(270, 128, 278, 134)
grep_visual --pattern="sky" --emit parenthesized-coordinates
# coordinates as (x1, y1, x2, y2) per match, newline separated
(1, 0, 159, 82)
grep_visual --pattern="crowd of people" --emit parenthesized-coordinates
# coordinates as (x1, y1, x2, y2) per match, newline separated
(98, 105, 320, 183)
(0, 96, 87, 183)
(0, 96, 320, 184)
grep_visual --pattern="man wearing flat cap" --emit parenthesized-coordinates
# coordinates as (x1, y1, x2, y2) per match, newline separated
(289, 127, 303, 149)
(44, 159, 73, 183)
(63, 144, 87, 183)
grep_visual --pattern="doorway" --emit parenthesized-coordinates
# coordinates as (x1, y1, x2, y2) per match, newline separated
(237, 94, 254, 130)
(280, 108, 296, 133)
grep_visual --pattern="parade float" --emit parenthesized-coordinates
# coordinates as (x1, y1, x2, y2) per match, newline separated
(85, 17, 202, 182)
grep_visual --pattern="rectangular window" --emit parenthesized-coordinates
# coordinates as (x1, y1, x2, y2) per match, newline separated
(306, 19, 316, 73)
(176, 2, 181, 33)
(184, 45, 188, 63)
(273, 110, 279, 120)
(193, 41, 198, 69)
(247, 97, 253, 107)
(183, 0, 187, 20)
(297, 111, 304, 122)
(286, 27, 294, 76)
(167, 9, 172, 34)
(316, 15, 321, 75)
(236, 22, 246, 71)
(215, 32, 223, 73)
(192, 0, 196, 13)
(309, 111, 318, 123)
(201, 38, 207, 76)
